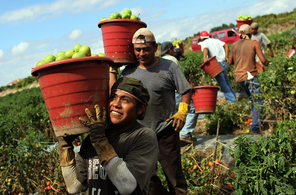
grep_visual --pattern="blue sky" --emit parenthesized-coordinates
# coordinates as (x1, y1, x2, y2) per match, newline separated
(0, 0, 295, 87)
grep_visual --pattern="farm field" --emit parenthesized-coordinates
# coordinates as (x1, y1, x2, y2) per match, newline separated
(0, 9, 296, 194)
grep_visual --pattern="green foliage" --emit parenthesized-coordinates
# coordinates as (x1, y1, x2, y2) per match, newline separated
(205, 99, 252, 135)
(253, 8, 296, 28)
(0, 87, 51, 146)
(0, 76, 38, 92)
(259, 55, 296, 121)
(180, 51, 216, 87)
(0, 88, 68, 193)
(157, 145, 224, 194)
(227, 120, 296, 194)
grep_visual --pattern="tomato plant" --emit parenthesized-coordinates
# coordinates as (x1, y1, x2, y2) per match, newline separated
(227, 120, 296, 194)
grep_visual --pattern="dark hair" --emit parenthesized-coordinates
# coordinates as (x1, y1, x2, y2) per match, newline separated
(240, 34, 252, 39)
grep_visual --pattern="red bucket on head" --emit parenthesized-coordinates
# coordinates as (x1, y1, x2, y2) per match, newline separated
(200, 56, 223, 78)
(192, 86, 219, 114)
(31, 57, 114, 137)
(236, 19, 253, 31)
(98, 19, 147, 65)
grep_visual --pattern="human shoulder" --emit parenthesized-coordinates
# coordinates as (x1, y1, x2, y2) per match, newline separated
(161, 54, 180, 66)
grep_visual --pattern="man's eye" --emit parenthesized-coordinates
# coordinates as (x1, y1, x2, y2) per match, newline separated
(135, 48, 141, 52)
(122, 98, 128, 102)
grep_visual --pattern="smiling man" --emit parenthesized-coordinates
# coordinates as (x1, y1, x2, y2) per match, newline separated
(110, 28, 191, 195)
(57, 77, 158, 195)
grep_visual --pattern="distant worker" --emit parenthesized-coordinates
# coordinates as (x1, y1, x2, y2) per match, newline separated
(250, 22, 274, 58)
(199, 31, 237, 103)
(159, 41, 180, 65)
(291, 20, 296, 49)
(174, 43, 185, 61)
(228, 24, 269, 134)
(160, 41, 198, 143)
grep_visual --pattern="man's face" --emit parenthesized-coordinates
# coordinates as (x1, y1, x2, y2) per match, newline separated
(251, 27, 258, 35)
(133, 42, 157, 66)
(168, 47, 175, 56)
(108, 90, 144, 127)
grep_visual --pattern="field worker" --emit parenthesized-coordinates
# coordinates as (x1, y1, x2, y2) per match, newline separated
(199, 31, 237, 103)
(159, 41, 180, 65)
(57, 77, 159, 195)
(174, 43, 185, 61)
(250, 22, 274, 58)
(228, 24, 269, 134)
(110, 28, 192, 195)
(160, 41, 198, 144)
(291, 20, 296, 49)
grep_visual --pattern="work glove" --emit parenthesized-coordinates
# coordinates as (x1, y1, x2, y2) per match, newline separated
(79, 105, 117, 166)
(58, 135, 78, 167)
(166, 102, 190, 132)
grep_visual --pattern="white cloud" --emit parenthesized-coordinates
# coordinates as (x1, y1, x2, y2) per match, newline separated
(0, 50, 3, 59)
(11, 42, 30, 56)
(69, 29, 83, 40)
(0, 0, 122, 24)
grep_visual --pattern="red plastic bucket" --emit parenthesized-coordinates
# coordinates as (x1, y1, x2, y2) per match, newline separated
(192, 86, 219, 114)
(31, 57, 114, 137)
(98, 19, 147, 65)
(200, 56, 223, 77)
(236, 19, 253, 30)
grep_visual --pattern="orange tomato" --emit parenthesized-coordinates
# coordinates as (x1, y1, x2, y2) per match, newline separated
(77, 142, 81, 146)
(230, 172, 236, 177)
(215, 159, 219, 165)
(46, 181, 51, 186)
(228, 184, 233, 188)
(57, 189, 60, 192)
(193, 165, 198, 170)
(208, 161, 213, 167)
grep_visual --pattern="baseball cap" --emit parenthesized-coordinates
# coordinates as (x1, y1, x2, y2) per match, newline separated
(200, 31, 210, 39)
(160, 42, 174, 56)
(111, 77, 150, 106)
(132, 28, 156, 44)
(239, 24, 252, 35)
(250, 22, 259, 29)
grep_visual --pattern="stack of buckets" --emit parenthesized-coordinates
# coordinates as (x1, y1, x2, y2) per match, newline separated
(31, 19, 147, 137)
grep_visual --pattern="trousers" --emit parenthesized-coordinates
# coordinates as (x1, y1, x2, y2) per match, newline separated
(148, 125, 187, 195)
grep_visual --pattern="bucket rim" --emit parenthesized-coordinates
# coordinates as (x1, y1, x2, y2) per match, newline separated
(236, 19, 253, 22)
(193, 86, 219, 90)
(199, 56, 217, 68)
(98, 19, 147, 28)
(31, 56, 114, 77)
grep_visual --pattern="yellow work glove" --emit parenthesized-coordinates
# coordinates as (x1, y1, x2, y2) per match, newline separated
(79, 105, 118, 166)
(166, 102, 190, 132)
(175, 43, 180, 49)
(58, 135, 78, 167)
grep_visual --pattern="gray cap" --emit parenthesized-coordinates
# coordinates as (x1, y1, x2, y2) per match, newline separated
(250, 22, 259, 29)
(160, 41, 173, 56)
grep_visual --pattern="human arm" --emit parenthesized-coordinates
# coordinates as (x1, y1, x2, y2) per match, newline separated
(253, 41, 268, 66)
(57, 136, 85, 194)
(109, 67, 119, 95)
(223, 43, 229, 61)
(203, 48, 209, 63)
(267, 44, 274, 58)
(227, 47, 234, 65)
